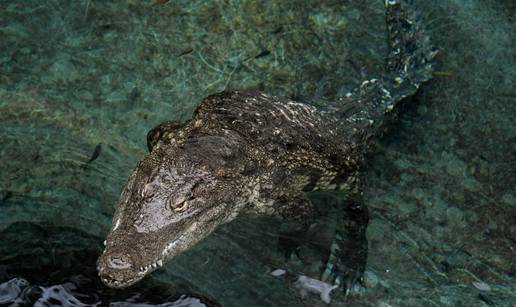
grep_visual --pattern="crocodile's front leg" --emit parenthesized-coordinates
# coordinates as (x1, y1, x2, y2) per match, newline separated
(275, 193, 317, 262)
(321, 183, 369, 293)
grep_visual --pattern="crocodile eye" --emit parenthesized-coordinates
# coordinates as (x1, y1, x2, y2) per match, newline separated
(168, 194, 192, 212)
(173, 201, 189, 212)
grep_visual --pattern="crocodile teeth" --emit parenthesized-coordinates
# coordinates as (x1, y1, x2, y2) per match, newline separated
(139, 261, 164, 272)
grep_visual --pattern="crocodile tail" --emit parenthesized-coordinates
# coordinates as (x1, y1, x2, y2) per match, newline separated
(384, 0, 438, 103)
(330, 0, 437, 140)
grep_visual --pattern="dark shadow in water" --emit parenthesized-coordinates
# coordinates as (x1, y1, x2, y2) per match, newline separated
(0, 221, 219, 306)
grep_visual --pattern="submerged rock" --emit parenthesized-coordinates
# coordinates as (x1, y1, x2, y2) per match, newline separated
(472, 281, 491, 292)
(269, 269, 287, 277)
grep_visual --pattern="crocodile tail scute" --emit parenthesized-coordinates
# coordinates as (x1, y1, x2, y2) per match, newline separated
(384, 0, 438, 104)
(328, 0, 438, 147)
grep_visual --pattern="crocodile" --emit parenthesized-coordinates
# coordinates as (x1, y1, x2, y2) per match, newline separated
(97, 0, 437, 290)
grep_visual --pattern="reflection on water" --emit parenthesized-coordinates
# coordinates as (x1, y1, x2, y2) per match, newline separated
(0, 277, 210, 306)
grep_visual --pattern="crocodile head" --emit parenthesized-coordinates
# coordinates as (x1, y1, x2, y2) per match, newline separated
(97, 137, 247, 288)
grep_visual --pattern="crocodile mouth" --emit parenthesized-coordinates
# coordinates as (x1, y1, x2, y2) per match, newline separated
(97, 254, 165, 288)
(100, 273, 144, 288)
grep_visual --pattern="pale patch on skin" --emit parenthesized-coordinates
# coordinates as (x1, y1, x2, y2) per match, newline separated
(113, 218, 120, 231)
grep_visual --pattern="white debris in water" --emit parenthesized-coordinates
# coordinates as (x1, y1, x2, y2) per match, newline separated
(35, 284, 95, 307)
(295, 275, 338, 304)
(0, 279, 93, 306)
(0, 278, 208, 306)
(269, 269, 286, 277)
(472, 281, 491, 292)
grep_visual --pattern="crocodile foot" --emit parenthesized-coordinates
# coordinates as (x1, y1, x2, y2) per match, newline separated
(277, 230, 306, 263)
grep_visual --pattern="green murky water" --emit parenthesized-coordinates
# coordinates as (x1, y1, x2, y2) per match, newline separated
(1, 0, 514, 306)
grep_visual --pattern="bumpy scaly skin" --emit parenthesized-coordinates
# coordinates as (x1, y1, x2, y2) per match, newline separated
(97, 0, 437, 289)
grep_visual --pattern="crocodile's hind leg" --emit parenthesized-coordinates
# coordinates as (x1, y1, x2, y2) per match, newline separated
(321, 183, 369, 294)
(275, 193, 317, 262)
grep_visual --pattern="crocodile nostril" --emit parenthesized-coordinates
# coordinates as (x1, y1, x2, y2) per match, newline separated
(108, 254, 132, 269)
